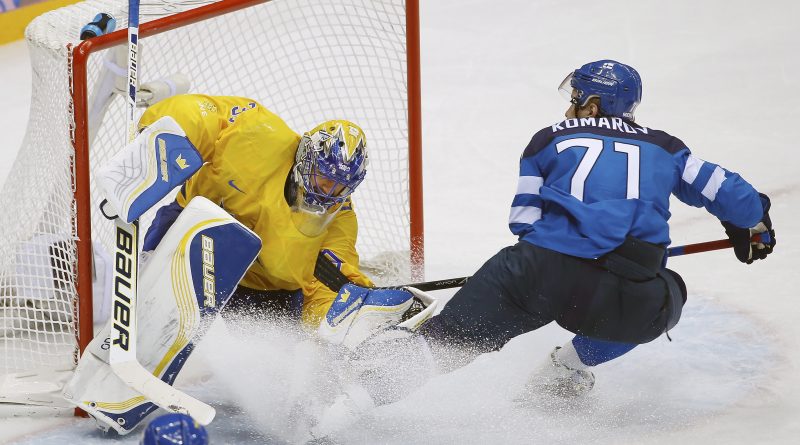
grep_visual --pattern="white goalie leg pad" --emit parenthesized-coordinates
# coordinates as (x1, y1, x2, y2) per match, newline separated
(97, 116, 203, 223)
(62, 197, 261, 434)
(318, 285, 438, 351)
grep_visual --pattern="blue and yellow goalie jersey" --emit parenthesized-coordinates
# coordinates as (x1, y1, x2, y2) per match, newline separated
(138, 94, 373, 326)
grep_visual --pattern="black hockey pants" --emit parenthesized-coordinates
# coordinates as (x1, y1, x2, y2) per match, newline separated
(418, 241, 687, 353)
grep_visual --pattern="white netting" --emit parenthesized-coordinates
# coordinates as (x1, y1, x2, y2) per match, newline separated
(1, 0, 414, 400)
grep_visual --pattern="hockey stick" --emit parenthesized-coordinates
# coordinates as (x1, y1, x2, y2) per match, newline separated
(666, 233, 764, 257)
(404, 234, 765, 292)
(106, 0, 215, 425)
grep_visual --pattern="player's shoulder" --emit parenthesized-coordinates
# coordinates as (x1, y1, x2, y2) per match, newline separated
(221, 97, 300, 139)
(522, 117, 688, 157)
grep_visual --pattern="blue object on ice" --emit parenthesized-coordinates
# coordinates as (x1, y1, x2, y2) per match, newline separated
(140, 413, 209, 445)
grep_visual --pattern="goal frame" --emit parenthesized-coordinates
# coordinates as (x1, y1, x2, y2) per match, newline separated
(68, 0, 423, 358)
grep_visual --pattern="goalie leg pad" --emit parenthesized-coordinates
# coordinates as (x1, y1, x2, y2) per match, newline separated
(97, 116, 203, 222)
(63, 197, 261, 434)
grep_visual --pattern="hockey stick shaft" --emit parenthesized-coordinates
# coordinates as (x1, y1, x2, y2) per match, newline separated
(406, 234, 765, 292)
(108, 0, 141, 377)
(105, 0, 215, 426)
(125, 0, 139, 143)
(666, 233, 763, 256)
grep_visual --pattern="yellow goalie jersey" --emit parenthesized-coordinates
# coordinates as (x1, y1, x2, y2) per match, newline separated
(138, 94, 373, 326)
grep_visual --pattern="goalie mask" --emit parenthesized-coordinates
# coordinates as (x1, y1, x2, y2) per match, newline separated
(290, 120, 368, 237)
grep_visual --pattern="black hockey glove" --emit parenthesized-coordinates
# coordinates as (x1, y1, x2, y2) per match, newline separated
(721, 193, 776, 264)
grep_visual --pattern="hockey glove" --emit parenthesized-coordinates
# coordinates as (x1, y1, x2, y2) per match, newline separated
(318, 284, 415, 349)
(722, 193, 776, 264)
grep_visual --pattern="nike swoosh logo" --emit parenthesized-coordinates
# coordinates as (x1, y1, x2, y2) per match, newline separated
(228, 180, 245, 194)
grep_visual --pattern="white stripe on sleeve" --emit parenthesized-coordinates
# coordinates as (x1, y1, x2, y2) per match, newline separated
(509, 206, 542, 225)
(516, 175, 543, 195)
(701, 166, 726, 201)
(682, 155, 704, 184)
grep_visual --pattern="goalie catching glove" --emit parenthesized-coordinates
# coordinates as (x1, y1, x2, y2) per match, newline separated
(722, 193, 776, 264)
(318, 284, 438, 350)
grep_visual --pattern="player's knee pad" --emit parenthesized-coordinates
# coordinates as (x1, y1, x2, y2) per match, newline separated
(63, 197, 261, 434)
(558, 270, 685, 345)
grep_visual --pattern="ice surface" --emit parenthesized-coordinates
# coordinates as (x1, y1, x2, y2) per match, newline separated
(2, 0, 799, 443)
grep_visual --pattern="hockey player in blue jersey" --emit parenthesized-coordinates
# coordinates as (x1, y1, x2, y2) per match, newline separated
(309, 59, 776, 439)
(412, 59, 776, 396)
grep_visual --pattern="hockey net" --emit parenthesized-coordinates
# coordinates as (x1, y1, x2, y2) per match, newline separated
(0, 0, 422, 406)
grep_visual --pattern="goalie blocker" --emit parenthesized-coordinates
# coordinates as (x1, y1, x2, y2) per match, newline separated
(63, 197, 261, 434)
(97, 115, 203, 223)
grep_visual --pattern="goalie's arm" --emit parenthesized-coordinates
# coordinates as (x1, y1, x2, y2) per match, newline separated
(138, 94, 223, 158)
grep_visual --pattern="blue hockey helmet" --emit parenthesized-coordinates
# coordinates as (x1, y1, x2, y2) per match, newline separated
(558, 60, 642, 121)
(140, 413, 208, 445)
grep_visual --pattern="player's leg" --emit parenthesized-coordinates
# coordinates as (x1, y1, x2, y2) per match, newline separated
(418, 242, 555, 358)
(554, 240, 688, 344)
(527, 336, 637, 397)
(527, 257, 687, 397)
(570, 335, 637, 366)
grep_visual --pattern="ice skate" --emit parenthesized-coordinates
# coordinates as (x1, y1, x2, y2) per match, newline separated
(307, 384, 375, 443)
(521, 346, 595, 400)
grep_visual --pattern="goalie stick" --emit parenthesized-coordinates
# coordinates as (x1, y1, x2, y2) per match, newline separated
(104, 0, 215, 426)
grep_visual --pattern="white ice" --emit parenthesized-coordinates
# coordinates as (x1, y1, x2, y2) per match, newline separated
(2, 0, 799, 443)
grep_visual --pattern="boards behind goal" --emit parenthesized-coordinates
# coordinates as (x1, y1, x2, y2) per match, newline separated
(0, 0, 422, 406)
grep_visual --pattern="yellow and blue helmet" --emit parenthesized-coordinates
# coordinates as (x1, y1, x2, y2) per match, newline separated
(294, 119, 369, 210)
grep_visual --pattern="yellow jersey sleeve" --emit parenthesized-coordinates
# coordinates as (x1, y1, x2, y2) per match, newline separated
(139, 94, 300, 213)
(138, 94, 230, 162)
